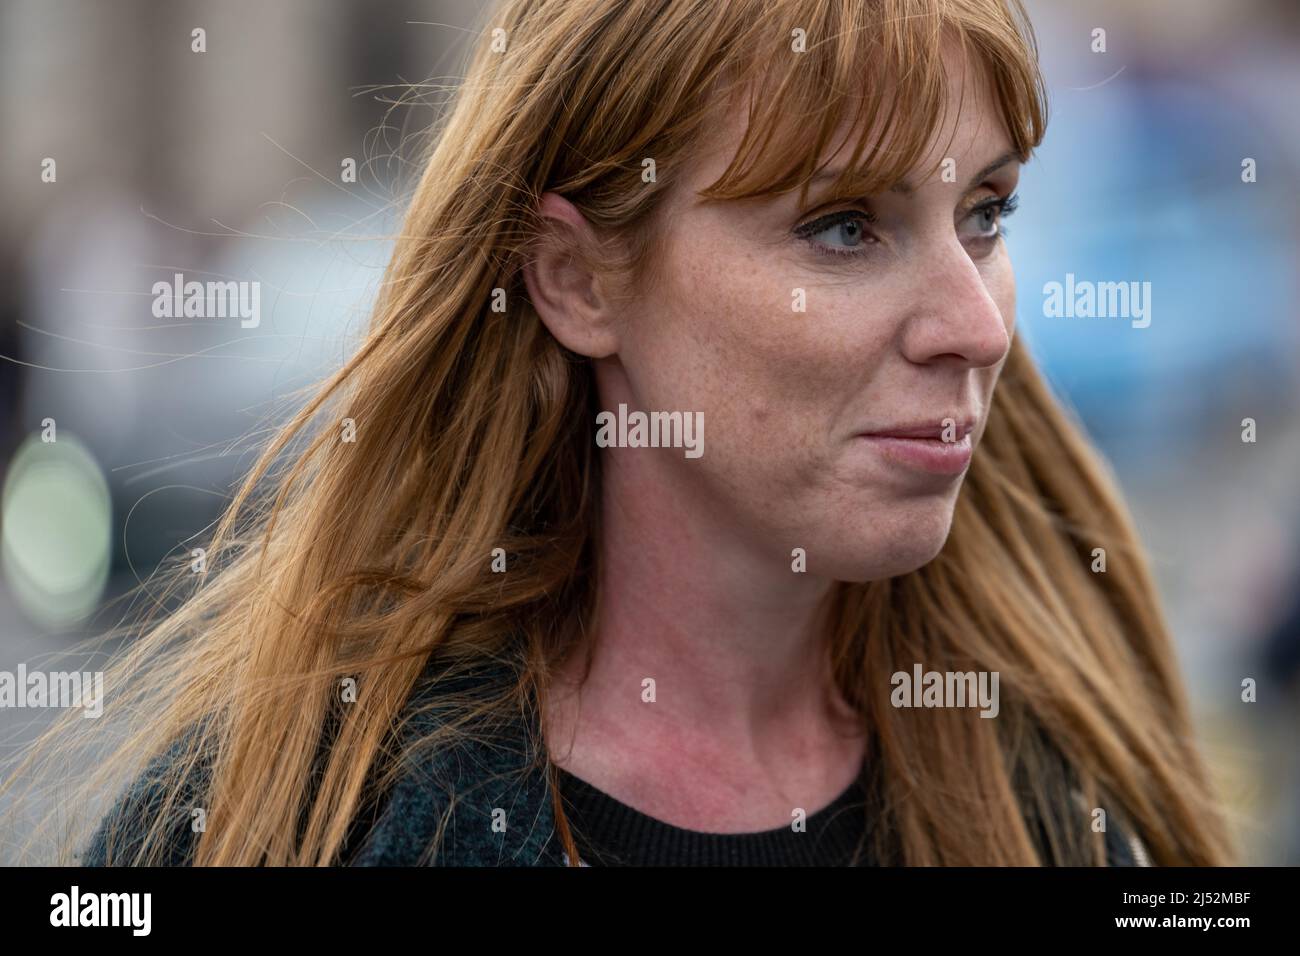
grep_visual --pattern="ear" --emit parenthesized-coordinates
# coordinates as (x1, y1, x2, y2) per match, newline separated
(522, 192, 621, 359)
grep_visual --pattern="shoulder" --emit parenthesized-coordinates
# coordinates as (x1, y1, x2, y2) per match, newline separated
(345, 656, 559, 866)
(81, 724, 213, 866)
(82, 656, 558, 867)
(1103, 813, 1152, 867)
(1055, 787, 1151, 867)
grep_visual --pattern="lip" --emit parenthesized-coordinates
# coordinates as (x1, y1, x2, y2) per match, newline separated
(861, 418, 976, 440)
(857, 419, 976, 476)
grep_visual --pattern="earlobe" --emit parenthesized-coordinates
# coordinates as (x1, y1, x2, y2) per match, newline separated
(523, 192, 621, 359)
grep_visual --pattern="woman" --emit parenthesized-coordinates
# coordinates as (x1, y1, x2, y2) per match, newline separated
(6, 0, 1234, 866)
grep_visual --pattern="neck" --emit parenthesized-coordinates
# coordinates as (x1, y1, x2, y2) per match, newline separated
(547, 445, 864, 786)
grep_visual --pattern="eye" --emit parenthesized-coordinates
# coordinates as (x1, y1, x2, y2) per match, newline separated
(793, 209, 877, 257)
(960, 192, 1019, 243)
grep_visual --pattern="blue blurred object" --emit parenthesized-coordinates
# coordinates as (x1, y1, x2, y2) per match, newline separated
(1014, 42, 1296, 470)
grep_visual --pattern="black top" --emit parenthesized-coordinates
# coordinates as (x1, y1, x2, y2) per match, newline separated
(556, 764, 872, 866)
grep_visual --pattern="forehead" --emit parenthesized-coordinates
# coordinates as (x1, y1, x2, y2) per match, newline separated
(681, 37, 1013, 207)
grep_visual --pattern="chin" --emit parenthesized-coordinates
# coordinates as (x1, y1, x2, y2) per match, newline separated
(813, 500, 957, 582)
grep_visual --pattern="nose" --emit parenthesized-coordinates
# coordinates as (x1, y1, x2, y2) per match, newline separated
(898, 241, 1010, 370)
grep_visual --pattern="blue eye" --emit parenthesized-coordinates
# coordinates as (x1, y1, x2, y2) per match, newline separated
(961, 192, 1019, 242)
(794, 210, 877, 257)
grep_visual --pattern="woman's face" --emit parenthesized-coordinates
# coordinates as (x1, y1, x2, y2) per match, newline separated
(595, 49, 1020, 583)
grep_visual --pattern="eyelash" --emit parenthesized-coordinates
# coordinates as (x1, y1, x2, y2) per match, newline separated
(793, 192, 1021, 259)
(792, 209, 879, 258)
(973, 192, 1019, 239)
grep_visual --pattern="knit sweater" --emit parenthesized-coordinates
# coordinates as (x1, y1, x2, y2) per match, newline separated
(82, 657, 1149, 867)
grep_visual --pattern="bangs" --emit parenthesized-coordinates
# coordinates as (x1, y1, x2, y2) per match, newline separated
(698, 0, 1048, 207)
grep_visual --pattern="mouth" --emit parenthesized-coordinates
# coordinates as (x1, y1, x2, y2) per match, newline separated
(856, 418, 976, 477)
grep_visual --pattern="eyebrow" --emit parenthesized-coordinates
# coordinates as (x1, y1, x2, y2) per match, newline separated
(809, 150, 1022, 196)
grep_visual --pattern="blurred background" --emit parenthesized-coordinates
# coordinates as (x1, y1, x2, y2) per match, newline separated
(0, 0, 1296, 862)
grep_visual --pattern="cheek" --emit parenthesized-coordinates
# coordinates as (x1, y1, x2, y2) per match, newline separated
(967, 254, 1013, 416)
(988, 251, 1017, 336)
(625, 231, 889, 486)
(983, 251, 1017, 386)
